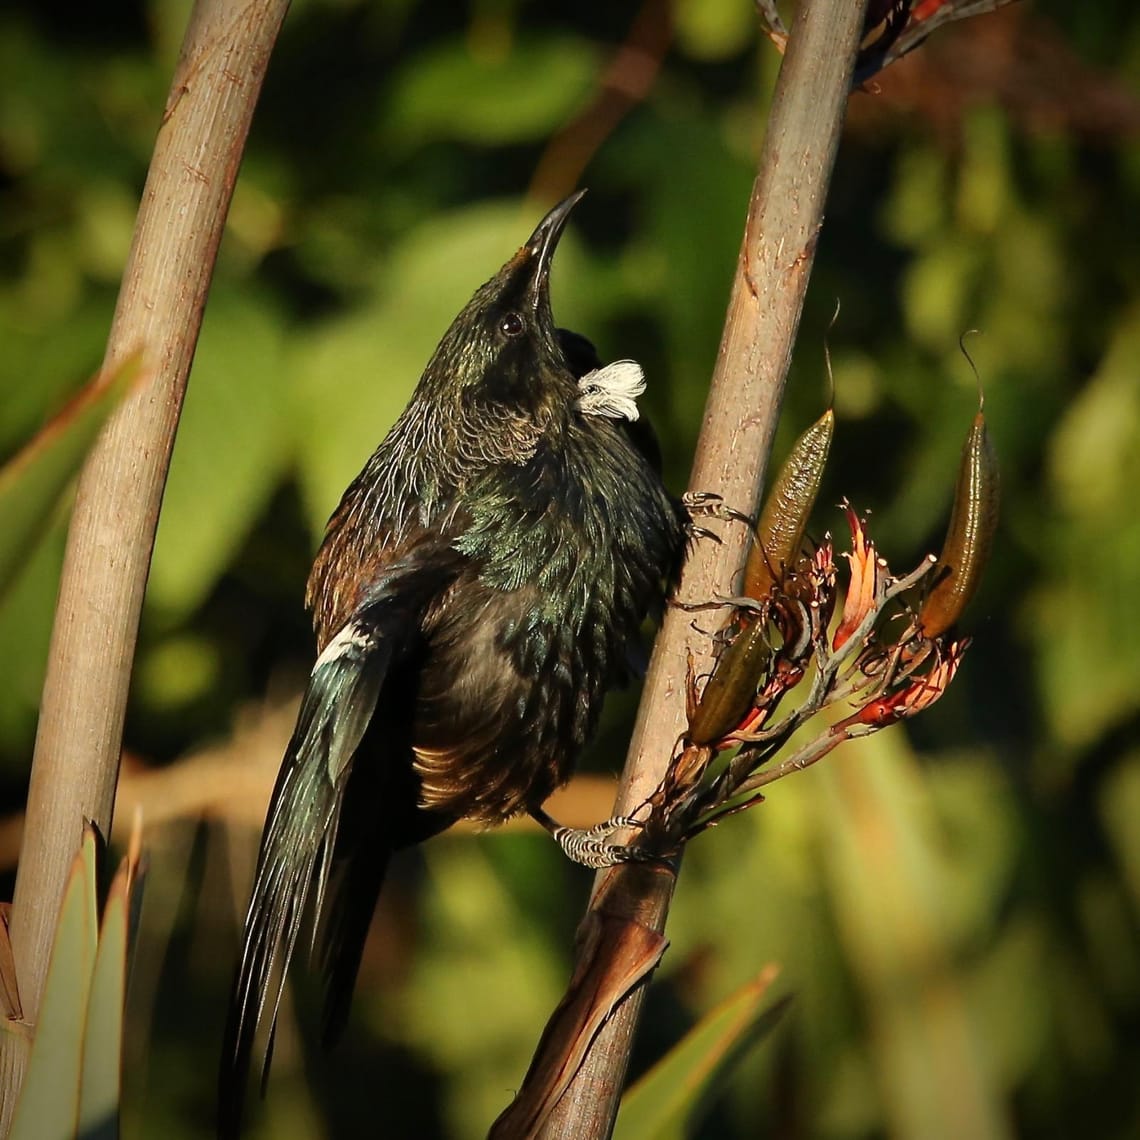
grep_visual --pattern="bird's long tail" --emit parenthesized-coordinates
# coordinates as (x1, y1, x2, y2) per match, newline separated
(218, 621, 392, 1139)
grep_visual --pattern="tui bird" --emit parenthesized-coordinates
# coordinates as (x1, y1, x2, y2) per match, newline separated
(219, 191, 687, 1135)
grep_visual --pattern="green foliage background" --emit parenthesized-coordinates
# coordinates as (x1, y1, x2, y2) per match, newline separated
(2, 1, 1140, 1137)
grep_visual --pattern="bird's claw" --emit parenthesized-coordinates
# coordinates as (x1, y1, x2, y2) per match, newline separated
(687, 524, 722, 545)
(554, 832, 658, 869)
(578, 814, 644, 840)
(531, 808, 659, 868)
(682, 491, 753, 527)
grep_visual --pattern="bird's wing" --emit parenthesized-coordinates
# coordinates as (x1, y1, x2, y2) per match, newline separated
(219, 539, 464, 1138)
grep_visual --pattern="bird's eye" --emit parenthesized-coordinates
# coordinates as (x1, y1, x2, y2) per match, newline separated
(499, 312, 524, 338)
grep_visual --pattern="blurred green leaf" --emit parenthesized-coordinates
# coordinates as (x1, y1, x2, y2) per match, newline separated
(966, 914, 1054, 1092)
(817, 738, 1013, 1140)
(901, 237, 980, 350)
(624, 113, 753, 435)
(149, 293, 288, 619)
(73, 181, 137, 283)
(615, 971, 790, 1140)
(1099, 751, 1140, 921)
(0, 299, 116, 459)
(881, 144, 950, 249)
(0, 516, 66, 759)
(78, 835, 142, 1140)
(924, 756, 1020, 940)
(134, 634, 222, 712)
(9, 826, 141, 1140)
(956, 108, 1012, 237)
(0, 354, 138, 603)
(674, 0, 757, 61)
(386, 36, 597, 146)
(1048, 306, 1140, 523)
(402, 836, 568, 1139)
(10, 829, 99, 1140)
(1032, 305, 1140, 748)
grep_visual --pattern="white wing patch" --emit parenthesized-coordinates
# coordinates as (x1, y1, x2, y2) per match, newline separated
(576, 359, 645, 423)
(314, 621, 371, 670)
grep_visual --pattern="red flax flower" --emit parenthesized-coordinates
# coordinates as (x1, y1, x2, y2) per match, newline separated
(837, 637, 969, 729)
(832, 504, 881, 651)
(656, 506, 966, 845)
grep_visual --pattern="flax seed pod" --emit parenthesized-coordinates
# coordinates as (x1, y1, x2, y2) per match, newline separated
(743, 406, 834, 601)
(918, 374, 1000, 639)
(687, 619, 771, 746)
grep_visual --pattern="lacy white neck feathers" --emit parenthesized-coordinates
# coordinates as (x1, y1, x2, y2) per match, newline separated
(576, 359, 645, 423)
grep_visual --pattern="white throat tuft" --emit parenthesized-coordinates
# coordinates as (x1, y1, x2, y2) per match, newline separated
(576, 359, 645, 423)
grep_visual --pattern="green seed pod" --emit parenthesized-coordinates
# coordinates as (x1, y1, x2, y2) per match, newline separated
(743, 408, 834, 600)
(919, 408, 1000, 638)
(688, 618, 772, 746)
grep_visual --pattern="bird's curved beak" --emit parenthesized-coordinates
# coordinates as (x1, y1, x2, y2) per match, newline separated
(523, 189, 586, 311)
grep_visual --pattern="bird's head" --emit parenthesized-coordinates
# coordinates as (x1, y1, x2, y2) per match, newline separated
(422, 191, 585, 410)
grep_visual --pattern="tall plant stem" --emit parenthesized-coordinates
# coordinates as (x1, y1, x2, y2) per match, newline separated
(0, 0, 290, 1126)
(536, 0, 870, 1134)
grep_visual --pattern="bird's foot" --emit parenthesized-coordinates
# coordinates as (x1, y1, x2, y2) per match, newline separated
(682, 491, 753, 527)
(577, 814, 643, 840)
(530, 808, 655, 869)
(687, 523, 722, 545)
(556, 831, 655, 869)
